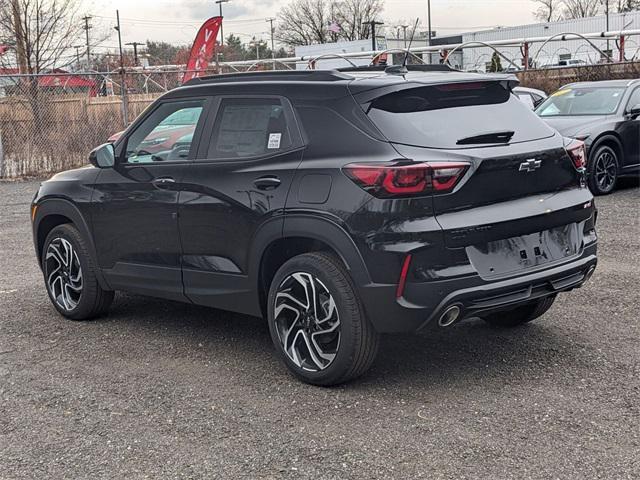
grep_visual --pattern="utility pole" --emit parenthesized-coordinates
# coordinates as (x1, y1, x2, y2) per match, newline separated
(11, 0, 28, 73)
(82, 15, 92, 69)
(266, 18, 276, 69)
(249, 39, 263, 61)
(401, 25, 409, 48)
(215, 0, 230, 47)
(73, 45, 83, 69)
(126, 42, 143, 66)
(427, 0, 433, 64)
(604, 0, 611, 61)
(362, 20, 384, 52)
(114, 10, 129, 126)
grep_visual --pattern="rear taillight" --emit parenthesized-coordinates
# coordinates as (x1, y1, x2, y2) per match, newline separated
(343, 161, 469, 198)
(566, 140, 587, 169)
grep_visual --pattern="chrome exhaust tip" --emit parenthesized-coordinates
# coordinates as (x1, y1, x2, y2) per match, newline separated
(584, 265, 596, 282)
(438, 305, 461, 327)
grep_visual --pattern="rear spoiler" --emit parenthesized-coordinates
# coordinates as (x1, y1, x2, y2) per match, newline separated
(350, 74, 520, 103)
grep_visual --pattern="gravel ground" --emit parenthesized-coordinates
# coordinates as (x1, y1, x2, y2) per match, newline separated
(0, 178, 638, 479)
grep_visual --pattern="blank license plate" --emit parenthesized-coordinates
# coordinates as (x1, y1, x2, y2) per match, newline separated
(466, 223, 581, 279)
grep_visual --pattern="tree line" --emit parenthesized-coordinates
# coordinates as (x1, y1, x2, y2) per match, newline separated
(533, 0, 639, 23)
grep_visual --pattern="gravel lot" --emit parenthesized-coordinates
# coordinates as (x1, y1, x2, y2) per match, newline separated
(0, 179, 638, 479)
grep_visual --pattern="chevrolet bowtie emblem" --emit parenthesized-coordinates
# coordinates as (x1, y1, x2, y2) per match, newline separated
(519, 158, 542, 172)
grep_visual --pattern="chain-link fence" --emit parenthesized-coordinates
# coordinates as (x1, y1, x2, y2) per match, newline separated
(1, 62, 639, 179)
(0, 71, 190, 178)
(517, 61, 640, 95)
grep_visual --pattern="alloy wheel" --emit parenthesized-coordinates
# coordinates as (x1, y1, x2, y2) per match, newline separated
(273, 272, 341, 372)
(45, 237, 83, 311)
(594, 150, 617, 192)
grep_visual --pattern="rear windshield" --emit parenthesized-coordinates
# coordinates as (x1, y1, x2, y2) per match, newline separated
(536, 87, 625, 116)
(362, 82, 554, 149)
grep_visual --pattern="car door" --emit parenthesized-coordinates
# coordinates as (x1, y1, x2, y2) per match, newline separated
(91, 97, 210, 301)
(620, 86, 640, 169)
(178, 95, 304, 315)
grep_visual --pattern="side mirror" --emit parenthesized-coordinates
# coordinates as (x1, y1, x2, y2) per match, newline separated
(627, 103, 640, 118)
(89, 143, 115, 168)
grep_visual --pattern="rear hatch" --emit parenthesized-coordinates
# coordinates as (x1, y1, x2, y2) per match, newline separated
(354, 78, 594, 278)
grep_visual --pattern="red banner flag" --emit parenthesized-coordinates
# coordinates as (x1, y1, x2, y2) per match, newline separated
(183, 16, 222, 83)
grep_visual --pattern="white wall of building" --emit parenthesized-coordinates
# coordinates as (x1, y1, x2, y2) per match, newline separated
(460, 11, 640, 71)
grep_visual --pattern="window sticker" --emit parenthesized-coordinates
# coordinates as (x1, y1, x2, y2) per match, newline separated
(268, 133, 282, 149)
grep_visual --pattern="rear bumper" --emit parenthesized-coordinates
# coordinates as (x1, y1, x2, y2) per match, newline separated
(358, 244, 597, 333)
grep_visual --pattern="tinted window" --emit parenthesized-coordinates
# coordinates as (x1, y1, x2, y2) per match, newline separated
(125, 101, 204, 163)
(208, 98, 292, 159)
(537, 87, 625, 116)
(364, 82, 553, 149)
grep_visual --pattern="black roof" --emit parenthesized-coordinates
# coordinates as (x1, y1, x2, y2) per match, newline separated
(180, 65, 517, 92)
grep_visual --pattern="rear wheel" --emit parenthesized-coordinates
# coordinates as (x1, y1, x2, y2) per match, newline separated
(588, 145, 619, 195)
(43, 224, 114, 320)
(481, 296, 556, 328)
(267, 252, 379, 386)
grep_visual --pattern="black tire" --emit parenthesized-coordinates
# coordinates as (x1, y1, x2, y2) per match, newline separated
(42, 224, 114, 320)
(481, 295, 556, 328)
(267, 252, 379, 386)
(588, 144, 619, 195)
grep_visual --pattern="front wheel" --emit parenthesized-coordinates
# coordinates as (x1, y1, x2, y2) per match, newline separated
(588, 145, 619, 195)
(43, 224, 114, 320)
(267, 252, 379, 386)
(481, 296, 556, 328)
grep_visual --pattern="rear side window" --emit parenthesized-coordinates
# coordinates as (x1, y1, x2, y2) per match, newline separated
(208, 98, 293, 159)
(363, 82, 554, 149)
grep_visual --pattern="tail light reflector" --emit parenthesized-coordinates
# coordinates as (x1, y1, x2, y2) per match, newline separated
(344, 161, 469, 198)
(396, 254, 412, 299)
(566, 140, 586, 169)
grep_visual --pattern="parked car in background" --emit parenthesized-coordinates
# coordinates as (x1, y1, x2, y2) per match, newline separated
(514, 86, 547, 110)
(542, 59, 589, 69)
(107, 106, 201, 151)
(32, 67, 598, 385)
(536, 79, 640, 195)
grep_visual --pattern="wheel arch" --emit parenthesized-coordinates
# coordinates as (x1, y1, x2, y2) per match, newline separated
(253, 215, 372, 319)
(34, 198, 110, 289)
(589, 133, 624, 171)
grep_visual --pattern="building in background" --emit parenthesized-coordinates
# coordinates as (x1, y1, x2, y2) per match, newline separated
(458, 11, 640, 71)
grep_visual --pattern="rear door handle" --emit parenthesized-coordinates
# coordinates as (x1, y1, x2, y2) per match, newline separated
(253, 176, 281, 191)
(152, 176, 176, 188)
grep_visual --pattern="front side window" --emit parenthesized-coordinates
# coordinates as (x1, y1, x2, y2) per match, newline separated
(125, 100, 205, 164)
(208, 98, 292, 159)
(536, 87, 625, 117)
(627, 88, 640, 110)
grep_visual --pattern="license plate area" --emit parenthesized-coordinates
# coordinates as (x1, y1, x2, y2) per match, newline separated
(466, 223, 581, 279)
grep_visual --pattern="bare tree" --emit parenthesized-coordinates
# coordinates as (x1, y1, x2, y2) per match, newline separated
(335, 0, 384, 42)
(615, 0, 640, 11)
(276, 0, 384, 47)
(532, 0, 564, 22)
(562, 0, 602, 19)
(0, 0, 90, 73)
(276, 0, 332, 47)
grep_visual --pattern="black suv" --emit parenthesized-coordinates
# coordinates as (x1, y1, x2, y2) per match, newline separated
(32, 66, 598, 385)
(537, 79, 640, 195)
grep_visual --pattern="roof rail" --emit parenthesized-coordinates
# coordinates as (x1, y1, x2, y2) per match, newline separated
(183, 69, 351, 86)
(337, 64, 457, 73)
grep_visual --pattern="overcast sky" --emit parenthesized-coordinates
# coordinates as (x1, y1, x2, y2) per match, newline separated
(91, 0, 540, 50)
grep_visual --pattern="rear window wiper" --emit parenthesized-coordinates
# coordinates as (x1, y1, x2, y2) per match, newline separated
(456, 131, 515, 145)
